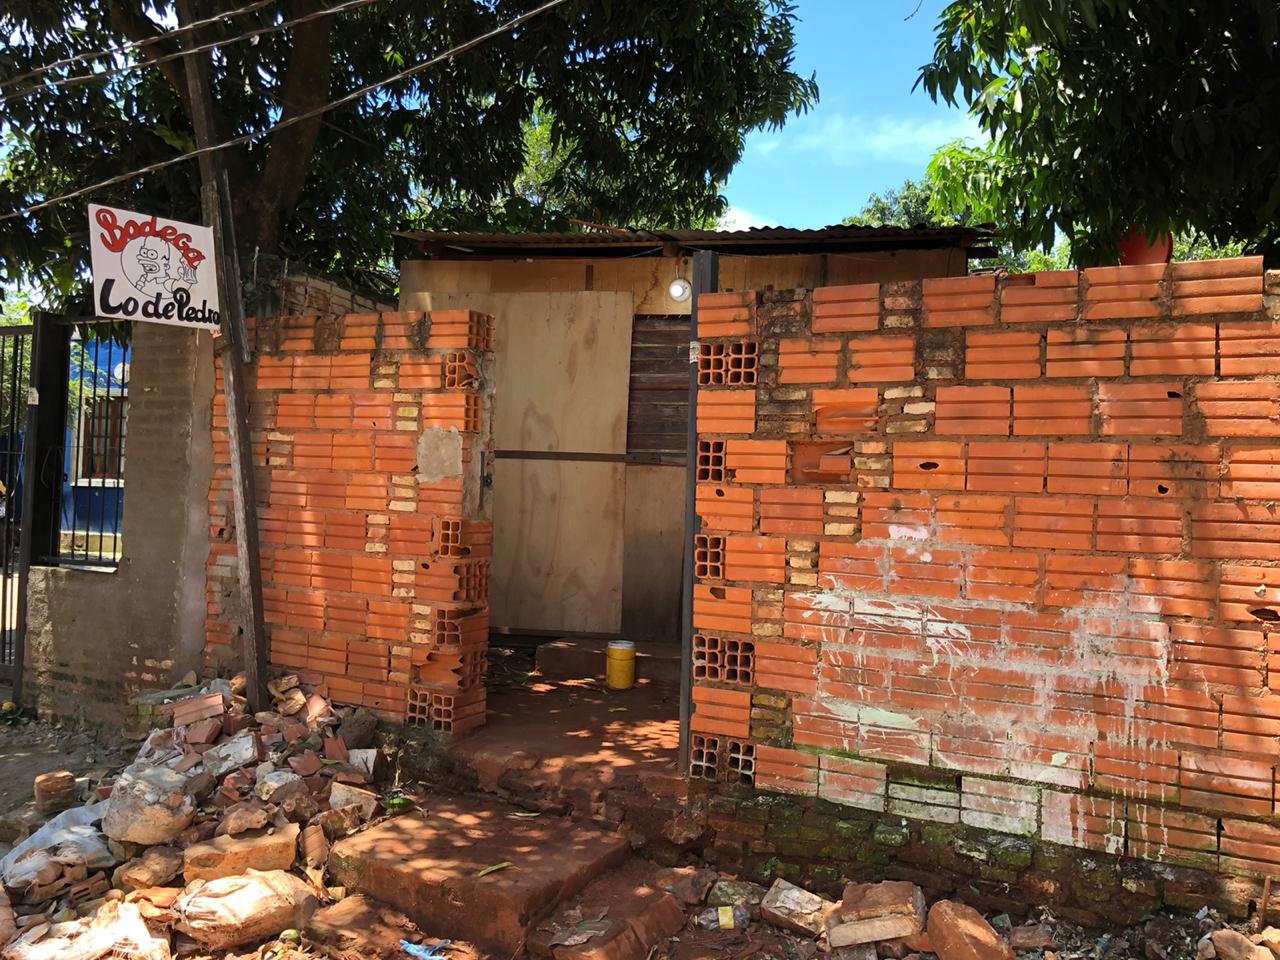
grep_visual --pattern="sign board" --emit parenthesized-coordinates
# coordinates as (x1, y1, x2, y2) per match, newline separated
(88, 204, 221, 330)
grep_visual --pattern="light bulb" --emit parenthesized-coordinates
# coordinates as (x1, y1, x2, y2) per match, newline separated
(668, 277, 692, 302)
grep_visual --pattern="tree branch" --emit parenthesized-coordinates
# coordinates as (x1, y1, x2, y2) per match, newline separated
(104, 0, 191, 113)
(245, 0, 334, 254)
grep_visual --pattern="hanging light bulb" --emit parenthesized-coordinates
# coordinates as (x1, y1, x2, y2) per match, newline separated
(668, 276, 692, 302)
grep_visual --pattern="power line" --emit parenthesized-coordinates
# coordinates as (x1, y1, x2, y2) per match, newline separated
(1, 0, 571, 223)
(1, 0, 383, 105)
(0, 0, 278, 93)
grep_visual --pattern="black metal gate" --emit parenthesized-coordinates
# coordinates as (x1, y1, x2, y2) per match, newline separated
(0, 325, 33, 688)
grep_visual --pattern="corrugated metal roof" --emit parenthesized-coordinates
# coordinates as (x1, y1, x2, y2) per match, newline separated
(394, 223, 998, 258)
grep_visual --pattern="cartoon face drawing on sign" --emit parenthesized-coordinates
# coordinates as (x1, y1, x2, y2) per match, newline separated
(120, 233, 198, 297)
(90, 204, 221, 329)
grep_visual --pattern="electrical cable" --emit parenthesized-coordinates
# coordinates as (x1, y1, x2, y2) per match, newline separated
(1, 0, 383, 105)
(0, 0, 571, 223)
(0, 0, 278, 92)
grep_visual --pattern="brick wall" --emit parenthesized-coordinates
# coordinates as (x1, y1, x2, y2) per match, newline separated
(24, 322, 214, 725)
(205, 311, 494, 731)
(691, 258, 1280, 889)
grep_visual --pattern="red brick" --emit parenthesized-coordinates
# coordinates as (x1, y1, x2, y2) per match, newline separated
(813, 283, 880, 333)
(1095, 498, 1184, 554)
(848, 334, 915, 383)
(935, 386, 1012, 436)
(892, 441, 966, 491)
(965, 329, 1042, 380)
(966, 441, 1045, 494)
(1013, 384, 1093, 436)
(779, 338, 840, 384)
(697, 389, 756, 434)
(1220, 318, 1280, 376)
(923, 274, 996, 328)
(1045, 327, 1126, 378)
(1000, 270, 1079, 324)
(724, 536, 787, 584)
(1130, 321, 1216, 376)
(813, 387, 879, 434)
(936, 494, 1010, 547)
(1197, 381, 1280, 438)
(1098, 382, 1183, 437)
(1047, 442, 1127, 495)
(1012, 497, 1094, 551)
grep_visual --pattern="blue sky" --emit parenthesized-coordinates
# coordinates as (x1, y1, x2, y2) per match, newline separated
(721, 0, 978, 230)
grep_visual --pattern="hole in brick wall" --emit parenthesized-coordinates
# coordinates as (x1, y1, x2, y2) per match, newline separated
(694, 536, 725, 580)
(710, 586, 726, 600)
(918, 461, 940, 471)
(1157, 483, 1170, 495)
(723, 638, 755, 685)
(693, 634, 721, 680)
(1167, 390, 1182, 399)
(1250, 608, 1280, 623)
(697, 440, 726, 482)
(726, 740, 755, 785)
(714, 488, 725, 498)
(690, 735, 719, 781)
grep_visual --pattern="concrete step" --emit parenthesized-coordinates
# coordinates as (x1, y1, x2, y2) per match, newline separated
(527, 859, 687, 960)
(536, 637, 682, 686)
(327, 796, 631, 956)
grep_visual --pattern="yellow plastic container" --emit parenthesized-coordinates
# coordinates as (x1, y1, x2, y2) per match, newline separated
(605, 640, 636, 690)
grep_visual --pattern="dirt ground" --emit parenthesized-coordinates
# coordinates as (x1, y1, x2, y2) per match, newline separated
(0, 714, 1257, 960)
(0, 718, 132, 834)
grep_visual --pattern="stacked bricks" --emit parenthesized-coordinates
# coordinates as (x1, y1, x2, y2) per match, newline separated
(206, 310, 494, 732)
(692, 259, 1280, 888)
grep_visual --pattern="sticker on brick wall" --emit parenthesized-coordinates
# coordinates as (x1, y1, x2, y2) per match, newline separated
(89, 203, 221, 330)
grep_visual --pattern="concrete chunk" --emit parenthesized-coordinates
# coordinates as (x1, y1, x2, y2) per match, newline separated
(175, 869, 317, 950)
(202, 731, 260, 779)
(102, 764, 197, 846)
(329, 782, 379, 820)
(760, 878, 829, 937)
(183, 822, 300, 882)
(113, 845, 183, 891)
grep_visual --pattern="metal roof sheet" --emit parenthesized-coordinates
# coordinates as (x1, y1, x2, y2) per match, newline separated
(395, 223, 998, 258)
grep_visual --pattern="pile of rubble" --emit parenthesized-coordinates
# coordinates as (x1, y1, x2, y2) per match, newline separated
(0, 673, 416, 960)
(666, 873, 1025, 960)
(662, 872, 1280, 960)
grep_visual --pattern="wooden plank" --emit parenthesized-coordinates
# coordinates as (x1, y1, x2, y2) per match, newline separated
(179, 0, 268, 710)
(424, 292, 633, 455)
(622, 463, 685, 640)
(490, 458, 625, 633)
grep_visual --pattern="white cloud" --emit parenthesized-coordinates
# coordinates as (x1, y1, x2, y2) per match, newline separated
(754, 110, 982, 169)
(717, 206, 771, 231)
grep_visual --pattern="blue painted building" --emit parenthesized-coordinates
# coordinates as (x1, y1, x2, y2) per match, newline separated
(60, 336, 130, 544)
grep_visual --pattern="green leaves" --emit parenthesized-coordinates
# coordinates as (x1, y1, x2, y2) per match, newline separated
(919, 0, 1280, 262)
(1, 0, 816, 306)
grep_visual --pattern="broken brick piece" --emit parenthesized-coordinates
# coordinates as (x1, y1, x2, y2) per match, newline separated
(323, 736, 350, 763)
(828, 881, 925, 948)
(183, 823, 301, 883)
(33, 770, 77, 813)
(926, 900, 1013, 960)
(288, 750, 324, 778)
(171, 692, 226, 727)
(300, 823, 330, 865)
(185, 716, 224, 744)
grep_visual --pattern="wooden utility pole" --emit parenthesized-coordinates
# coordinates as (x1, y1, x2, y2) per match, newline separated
(678, 250, 719, 772)
(177, 0, 269, 712)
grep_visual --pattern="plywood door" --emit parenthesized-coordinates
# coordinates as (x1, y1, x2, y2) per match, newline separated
(491, 458, 625, 632)
(409, 291, 634, 633)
